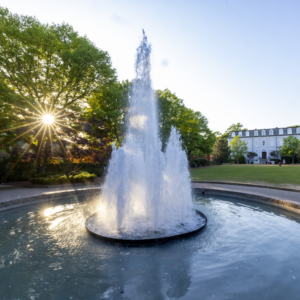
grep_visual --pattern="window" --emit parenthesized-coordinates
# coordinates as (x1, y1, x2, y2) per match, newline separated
(269, 129, 273, 135)
(254, 130, 258, 136)
(297, 128, 300, 134)
(232, 132, 235, 137)
(288, 128, 292, 134)
(262, 130, 266, 135)
(270, 139, 273, 146)
(262, 140, 266, 146)
(239, 131, 243, 137)
(255, 139, 258, 147)
(246, 131, 249, 137)
(280, 139, 283, 146)
(279, 129, 283, 135)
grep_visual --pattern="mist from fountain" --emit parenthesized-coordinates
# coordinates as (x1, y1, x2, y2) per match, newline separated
(90, 31, 201, 239)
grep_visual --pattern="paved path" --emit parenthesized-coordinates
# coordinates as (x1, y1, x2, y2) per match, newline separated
(192, 182, 300, 204)
(0, 182, 299, 213)
(0, 184, 100, 203)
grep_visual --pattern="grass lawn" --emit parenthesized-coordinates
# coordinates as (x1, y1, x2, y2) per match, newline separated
(190, 165, 300, 187)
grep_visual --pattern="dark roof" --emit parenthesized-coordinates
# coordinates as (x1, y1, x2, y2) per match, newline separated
(230, 127, 300, 137)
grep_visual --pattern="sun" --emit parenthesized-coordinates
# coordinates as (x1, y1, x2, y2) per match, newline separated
(42, 114, 54, 125)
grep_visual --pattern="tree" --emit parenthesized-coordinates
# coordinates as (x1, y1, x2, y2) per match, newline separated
(230, 136, 248, 164)
(247, 152, 258, 163)
(280, 136, 300, 164)
(212, 139, 231, 164)
(0, 7, 116, 171)
(247, 152, 257, 159)
(86, 80, 131, 146)
(219, 123, 247, 140)
(270, 150, 280, 159)
(156, 89, 216, 157)
(297, 144, 300, 160)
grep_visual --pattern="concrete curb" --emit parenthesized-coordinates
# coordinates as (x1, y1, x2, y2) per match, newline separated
(191, 181, 300, 193)
(1, 183, 101, 189)
(1, 185, 299, 216)
(193, 187, 300, 214)
(0, 187, 100, 211)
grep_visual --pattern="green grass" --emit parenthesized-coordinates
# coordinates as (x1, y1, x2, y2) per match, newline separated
(190, 165, 300, 187)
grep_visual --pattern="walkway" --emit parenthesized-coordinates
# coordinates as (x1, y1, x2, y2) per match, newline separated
(0, 184, 100, 211)
(0, 184, 100, 203)
(0, 182, 299, 213)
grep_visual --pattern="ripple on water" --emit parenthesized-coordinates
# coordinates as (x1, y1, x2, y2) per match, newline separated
(0, 193, 300, 299)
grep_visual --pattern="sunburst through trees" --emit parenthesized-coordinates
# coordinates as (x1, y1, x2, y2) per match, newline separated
(0, 7, 117, 179)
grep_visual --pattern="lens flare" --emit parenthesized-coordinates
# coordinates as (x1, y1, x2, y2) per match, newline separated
(42, 114, 54, 125)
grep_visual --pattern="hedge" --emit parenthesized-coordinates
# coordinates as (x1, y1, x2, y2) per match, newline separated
(30, 171, 97, 185)
(0, 162, 106, 182)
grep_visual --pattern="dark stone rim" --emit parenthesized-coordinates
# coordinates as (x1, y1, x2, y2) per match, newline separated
(85, 209, 207, 245)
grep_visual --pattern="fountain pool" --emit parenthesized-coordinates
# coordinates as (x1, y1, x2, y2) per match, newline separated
(1, 192, 300, 299)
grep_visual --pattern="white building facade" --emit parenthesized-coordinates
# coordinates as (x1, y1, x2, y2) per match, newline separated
(228, 127, 300, 164)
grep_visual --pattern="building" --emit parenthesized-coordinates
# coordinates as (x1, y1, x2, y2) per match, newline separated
(228, 127, 300, 164)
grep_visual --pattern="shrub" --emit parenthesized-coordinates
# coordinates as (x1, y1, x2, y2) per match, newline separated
(0, 161, 37, 182)
(0, 161, 106, 183)
(190, 158, 210, 167)
(30, 171, 96, 185)
(238, 155, 246, 164)
(44, 163, 106, 177)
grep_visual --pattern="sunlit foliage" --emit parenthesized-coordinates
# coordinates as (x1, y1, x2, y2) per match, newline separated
(0, 7, 116, 173)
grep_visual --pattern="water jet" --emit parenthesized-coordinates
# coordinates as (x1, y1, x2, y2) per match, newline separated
(85, 31, 207, 244)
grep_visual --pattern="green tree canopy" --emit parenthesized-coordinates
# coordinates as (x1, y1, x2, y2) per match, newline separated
(247, 151, 258, 159)
(86, 80, 131, 146)
(0, 7, 116, 167)
(219, 123, 247, 140)
(156, 89, 216, 157)
(230, 136, 248, 164)
(280, 136, 300, 164)
(212, 139, 231, 164)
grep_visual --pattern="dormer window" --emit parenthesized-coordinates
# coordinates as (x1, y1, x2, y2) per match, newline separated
(288, 128, 292, 134)
(254, 130, 258, 136)
(279, 129, 283, 135)
(239, 131, 243, 137)
(246, 131, 249, 137)
(269, 129, 273, 135)
(232, 132, 235, 137)
(297, 128, 300, 134)
(262, 130, 266, 135)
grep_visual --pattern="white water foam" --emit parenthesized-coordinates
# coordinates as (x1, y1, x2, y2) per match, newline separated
(93, 31, 200, 238)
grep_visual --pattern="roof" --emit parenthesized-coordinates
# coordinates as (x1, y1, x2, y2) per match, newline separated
(230, 127, 300, 137)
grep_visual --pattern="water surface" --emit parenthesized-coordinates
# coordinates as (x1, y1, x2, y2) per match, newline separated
(1, 193, 300, 299)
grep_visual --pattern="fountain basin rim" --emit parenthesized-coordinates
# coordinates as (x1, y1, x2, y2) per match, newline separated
(85, 209, 207, 245)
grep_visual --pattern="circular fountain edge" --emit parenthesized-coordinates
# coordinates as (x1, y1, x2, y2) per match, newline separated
(85, 209, 207, 245)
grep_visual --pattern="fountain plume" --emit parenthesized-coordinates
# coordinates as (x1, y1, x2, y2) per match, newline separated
(96, 31, 197, 237)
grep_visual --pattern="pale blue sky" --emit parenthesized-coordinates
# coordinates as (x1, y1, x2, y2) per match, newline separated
(2, 0, 300, 133)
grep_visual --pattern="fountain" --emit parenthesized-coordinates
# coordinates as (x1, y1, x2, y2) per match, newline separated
(85, 31, 207, 244)
(2, 31, 300, 300)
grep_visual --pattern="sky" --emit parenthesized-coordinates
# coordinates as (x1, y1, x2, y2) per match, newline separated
(2, 0, 300, 133)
